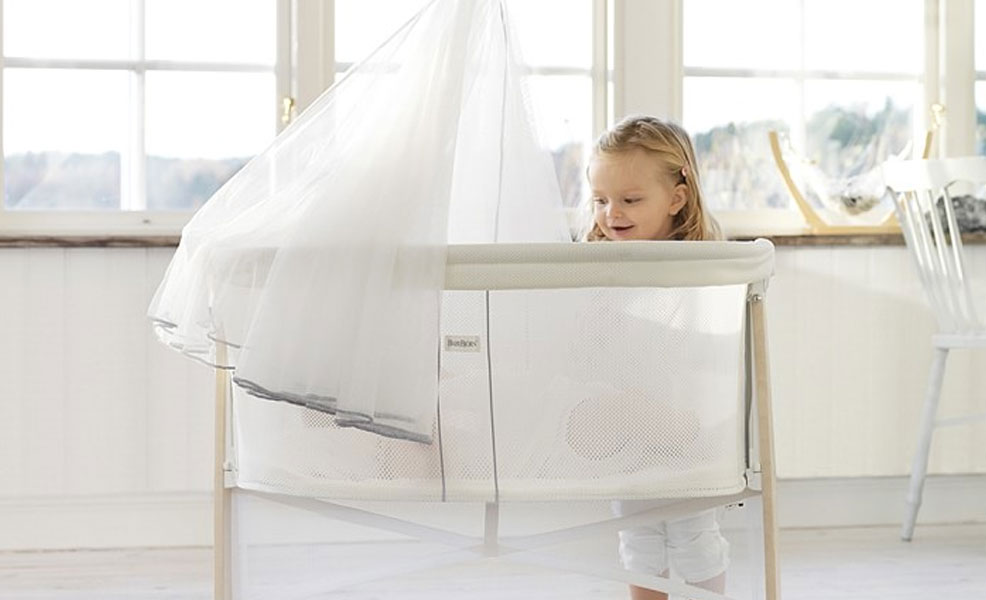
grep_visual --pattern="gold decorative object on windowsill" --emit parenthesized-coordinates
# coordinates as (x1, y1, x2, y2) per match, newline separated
(768, 104, 943, 235)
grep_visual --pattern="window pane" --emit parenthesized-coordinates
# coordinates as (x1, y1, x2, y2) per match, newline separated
(803, 0, 922, 73)
(146, 0, 276, 65)
(145, 72, 275, 210)
(527, 75, 592, 208)
(3, 69, 127, 210)
(803, 80, 917, 176)
(3, 0, 131, 60)
(505, 0, 592, 69)
(683, 77, 799, 210)
(684, 0, 800, 71)
(335, 0, 431, 65)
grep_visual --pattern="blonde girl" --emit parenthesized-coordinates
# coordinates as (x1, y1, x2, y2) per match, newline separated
(585, 115, 728, 600)
(585, 114, 721, 243)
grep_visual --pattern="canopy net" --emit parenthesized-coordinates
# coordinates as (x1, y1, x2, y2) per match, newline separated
(148, 0, 569, 443)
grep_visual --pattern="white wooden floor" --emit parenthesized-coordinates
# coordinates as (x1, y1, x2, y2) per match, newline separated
(0, 524, 983, 600)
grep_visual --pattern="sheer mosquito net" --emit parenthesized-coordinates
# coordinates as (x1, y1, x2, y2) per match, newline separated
(148, 0, 569, 443)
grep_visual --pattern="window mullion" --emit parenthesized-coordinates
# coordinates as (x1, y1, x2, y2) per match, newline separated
(0, 0, 6, 220)
(591, 0, 608, 137)
(941, 0, 975, 156)
(684, 66, 919, 81)
(294, 0, 335, 116)
(123, 0, 147, 211)
(923, 0, 939, 156)
(276, 0, 292, 132)
(3, 57, 272, 72)
(794, 0, 806, 158)
(613, 0, 681, 120)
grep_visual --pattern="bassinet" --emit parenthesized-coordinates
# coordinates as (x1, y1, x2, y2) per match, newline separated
(210, 239, 779, 600)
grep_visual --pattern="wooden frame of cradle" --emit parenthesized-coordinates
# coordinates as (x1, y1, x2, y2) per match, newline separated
(208, 242, 781, 600)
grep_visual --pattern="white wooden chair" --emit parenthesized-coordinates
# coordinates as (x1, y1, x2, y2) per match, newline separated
(881, 157, 986, 541)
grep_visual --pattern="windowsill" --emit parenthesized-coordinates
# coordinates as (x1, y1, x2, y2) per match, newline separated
(0, 234, 182, 248)
(5, 232, 986, 249)
(733, 233, 907, 246)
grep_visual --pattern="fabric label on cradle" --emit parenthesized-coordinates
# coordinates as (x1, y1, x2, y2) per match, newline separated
(445, 335, 482, 352)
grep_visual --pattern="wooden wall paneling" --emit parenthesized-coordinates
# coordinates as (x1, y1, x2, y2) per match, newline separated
(967, 247, 986, 472)
(865, 246, 914, 476)
(21, 249, 68, 495)
(61, 249, 138, 494)
(765, 248, 798, 478)
(0, 249, 28, 494)
(829, 247, 873, 475)
(144, 249, 197, 492)
(143, 249, 213, 493)
(793, 247, 837, 477)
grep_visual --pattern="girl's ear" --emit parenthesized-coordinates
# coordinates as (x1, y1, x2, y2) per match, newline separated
(669, 184, 688, 216)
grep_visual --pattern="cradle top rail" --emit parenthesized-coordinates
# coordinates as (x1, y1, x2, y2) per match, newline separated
(443, 239, 774, 290)
(208, 239, 775, 294)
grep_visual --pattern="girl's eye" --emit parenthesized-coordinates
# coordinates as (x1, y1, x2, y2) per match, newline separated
(624, 197, 642, 204)
(593, 197, 607, 205)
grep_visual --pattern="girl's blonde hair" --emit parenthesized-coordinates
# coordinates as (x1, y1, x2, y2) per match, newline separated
(584, 115, 722, 241)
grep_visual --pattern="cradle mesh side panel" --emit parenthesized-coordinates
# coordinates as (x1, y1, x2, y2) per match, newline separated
(233, 286, 746, 501)
(234, 387, 445, 500)
(484, 286, 747, 501)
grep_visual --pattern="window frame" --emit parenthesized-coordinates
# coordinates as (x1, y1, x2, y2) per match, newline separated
(0, 0, 291, 235)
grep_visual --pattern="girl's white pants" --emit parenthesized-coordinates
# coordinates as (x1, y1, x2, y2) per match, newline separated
(612, 503, 730, 583)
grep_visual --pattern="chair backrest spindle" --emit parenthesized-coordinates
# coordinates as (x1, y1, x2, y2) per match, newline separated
(882, 157, 986, 335)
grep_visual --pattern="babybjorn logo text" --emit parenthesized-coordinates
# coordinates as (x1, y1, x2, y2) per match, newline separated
(445, 335, 481, 352)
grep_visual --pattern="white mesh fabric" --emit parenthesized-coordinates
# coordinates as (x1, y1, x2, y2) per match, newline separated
(488, 286, 746, 500)
(233, 284, 747, 502)
(235, 385, 445, 500)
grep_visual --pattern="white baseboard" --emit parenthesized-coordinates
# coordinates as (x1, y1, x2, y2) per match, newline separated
(2, 475, 983, 551)
(0, 492, 212, 551)
(776, 474, 986, 529)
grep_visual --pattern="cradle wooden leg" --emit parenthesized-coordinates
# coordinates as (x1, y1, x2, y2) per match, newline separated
(214, 364, 232, 600)
(751, 295, 781, 600)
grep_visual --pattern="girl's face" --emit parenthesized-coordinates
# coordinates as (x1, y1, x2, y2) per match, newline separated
(588, 149, 687, 241)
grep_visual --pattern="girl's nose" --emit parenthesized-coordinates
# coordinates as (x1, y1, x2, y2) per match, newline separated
(606, 203, 623, 218)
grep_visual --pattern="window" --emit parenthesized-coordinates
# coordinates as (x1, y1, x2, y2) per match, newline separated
(1, 0, 283, 229)
(682, 0, 923, 218)
(4, 0, 976, 237)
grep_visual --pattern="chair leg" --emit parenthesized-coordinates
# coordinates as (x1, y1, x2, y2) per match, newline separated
(901, 347, 948, 542)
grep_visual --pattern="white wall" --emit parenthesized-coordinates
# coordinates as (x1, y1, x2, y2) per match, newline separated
(770, 245, 986, 478)
(0, 244, 984, 549)
(0, 248, 214, 549)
